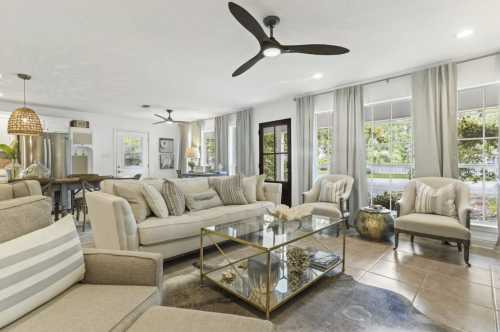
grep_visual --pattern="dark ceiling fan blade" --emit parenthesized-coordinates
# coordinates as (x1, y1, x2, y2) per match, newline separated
(154, 114, 169, 121)
(283, 44, 349, 55)
(153, 121, 166, 125)
(232, 52, 264, 77)
(228, 2, 268, 43)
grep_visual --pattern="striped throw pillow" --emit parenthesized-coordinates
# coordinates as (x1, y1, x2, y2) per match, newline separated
(162, 180, 186, 216)
(211, 175, 248, 205)
(0, 215, 85, 328)
(415, 182, 457, 217)
(142, 184, 169, 218)
(319, 179, 346, 204)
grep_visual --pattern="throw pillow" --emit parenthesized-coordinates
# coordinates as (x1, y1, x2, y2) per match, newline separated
(256, 174, 267, 201)
(162, 180, 186, 216)
(185, 189, 223, 211)
(114, 182, 151, 222)
(142, 184, 169, 218)
(319, 179, 346, 204)
(211, 175, 248, 205)
(0, 215, 85, 328)
(243, 176, 257, 203)
(415, 182, 457, 217)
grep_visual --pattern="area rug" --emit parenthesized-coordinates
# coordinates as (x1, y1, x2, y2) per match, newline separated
(163, 261, 452, 332)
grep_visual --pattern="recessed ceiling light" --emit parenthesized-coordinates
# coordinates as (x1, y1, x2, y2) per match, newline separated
(312, 73, 324, 80)
(456, 29, 474, 39)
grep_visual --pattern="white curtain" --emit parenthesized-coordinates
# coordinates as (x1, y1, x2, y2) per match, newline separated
(296, 95, 315, 202)
(215, 114, 229, 171)
(178, 123, 190, 173)
(334, 85, 368, 215)
(412, 63, 458, 178)
(236, 109, 256, 176)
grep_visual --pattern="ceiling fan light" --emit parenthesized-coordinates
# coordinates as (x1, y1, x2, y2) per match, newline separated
(263, 47, 281, 57)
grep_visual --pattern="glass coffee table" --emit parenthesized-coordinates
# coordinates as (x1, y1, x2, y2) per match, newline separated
(200, 214, 346, 319)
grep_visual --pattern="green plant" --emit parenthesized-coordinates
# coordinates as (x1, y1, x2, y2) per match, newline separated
(372, 191, 402, 210)
(0, 140, 18, 161)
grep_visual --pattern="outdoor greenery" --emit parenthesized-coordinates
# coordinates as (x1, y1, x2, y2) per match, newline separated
(123, 137, 143, 166)
(364, 119, 412, 165)
(316, 127, 331, 175)
(205, 136, 216, 167)
(372, 191, 403, 211)
(262, 129, 288, 181)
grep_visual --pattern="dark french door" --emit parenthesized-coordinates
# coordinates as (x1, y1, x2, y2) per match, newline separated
(259, 119, 292, 206)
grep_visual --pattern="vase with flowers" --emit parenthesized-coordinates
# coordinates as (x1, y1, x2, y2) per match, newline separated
(185, 146, 199, 172)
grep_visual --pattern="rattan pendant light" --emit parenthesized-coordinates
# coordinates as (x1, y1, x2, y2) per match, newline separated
(7, 74, 43, 136)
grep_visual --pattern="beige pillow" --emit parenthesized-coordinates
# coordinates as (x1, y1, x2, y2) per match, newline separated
(243, 176, 257, 203)
(319, 179, 346, 204)
(114, 182, 151, 222)
(256, 174, 266, 201)
(185, 189, 223, 211)
(142, 184, 169, 218)
(415, 182, 457, 217)
(211, 175, 248, 205)
(162, 180, 186, 216)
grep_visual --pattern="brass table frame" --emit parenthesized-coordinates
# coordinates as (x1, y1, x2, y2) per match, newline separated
(200, 217, 346, 319)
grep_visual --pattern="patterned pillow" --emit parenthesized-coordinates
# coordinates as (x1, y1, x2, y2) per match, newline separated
(319, 179, 346, 204)
(242, 176, 257, 203)
(162, 180, 186, 216)
(0, 215, 85, 328)
(114, 182, 151, 222)
(142, 184, 169, 218)
(185, 189, 223, 211)
(415, 182, 457, 217)
(211, 175, 248, 205)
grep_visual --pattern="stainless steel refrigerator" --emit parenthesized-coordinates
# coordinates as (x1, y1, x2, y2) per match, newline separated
(18, 132, 70, 178)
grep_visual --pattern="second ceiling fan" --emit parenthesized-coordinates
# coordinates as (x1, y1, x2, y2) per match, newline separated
(228, 2, 350, 77)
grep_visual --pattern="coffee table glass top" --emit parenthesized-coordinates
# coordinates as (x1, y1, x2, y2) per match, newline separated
(203, 214, 342, 250)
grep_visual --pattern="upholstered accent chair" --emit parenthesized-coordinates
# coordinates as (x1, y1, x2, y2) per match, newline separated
(394, 177, 473, 266)
(301, 174, 354, 229)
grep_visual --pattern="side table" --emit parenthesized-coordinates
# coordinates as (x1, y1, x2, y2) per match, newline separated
(354, 206, 394, 241)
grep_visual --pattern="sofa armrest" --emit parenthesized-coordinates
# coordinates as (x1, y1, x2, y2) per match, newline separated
(82, 248, 163, 290)
(86, 191, 139, 251)
(302, 190, 317, 204)
(263, 182, 282, 205)
(396, 199, 413, 217)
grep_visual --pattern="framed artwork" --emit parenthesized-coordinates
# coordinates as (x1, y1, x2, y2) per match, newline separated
(159, 138, 174, 153)
(160, 152, 175, 169)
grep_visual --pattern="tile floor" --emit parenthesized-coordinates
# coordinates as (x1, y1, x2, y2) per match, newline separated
(345, 233, 500, 332)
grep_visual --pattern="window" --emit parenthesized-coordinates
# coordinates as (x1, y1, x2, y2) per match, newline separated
(457, 83, 500, 226)
(228, 125, 237, 175)
(315, 111, 333, 177)
(364, 99, 413, 212)
(201, 131, 216, 169)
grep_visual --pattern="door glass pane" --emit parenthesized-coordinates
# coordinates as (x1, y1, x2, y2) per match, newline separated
(276, 154, 288, 182)
(263, 154, 275, 181)
(263, 127, 274, 153)
(123, 136, 143, 167)
(275, 125, 288, 153)
(458, 139, 483, 164)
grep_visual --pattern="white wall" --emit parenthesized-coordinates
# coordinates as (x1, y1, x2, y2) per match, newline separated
(252, 98, 298, 206)
(0, 102, 179, 178)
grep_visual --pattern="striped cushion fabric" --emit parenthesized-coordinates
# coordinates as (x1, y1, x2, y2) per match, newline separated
(211, 175, 248, 205)
(162, 180, 186, 216)
(415, 182, 457, 217)
(0, 215, 85, 328)
(319, 179, 346, 204)
(142, 184, 169, 218)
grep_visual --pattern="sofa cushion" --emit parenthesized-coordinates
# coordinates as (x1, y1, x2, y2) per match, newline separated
(301, 202, 343, 219)
(114, 182, 151, 223)
(127, 306, 275, 332)
(184, 189, 223, 212)
(0, 215, 85, 328)
(0, 183, 14, 201)
(256, 174, 266, 201)
(162, 180, 185, 216)
(0, 196, 53, 243)
(242, 176, 257, 203)
(3, 284, 160, 332)
(395, 213, 470, 240)
(137, 202, 274, 245)
(415, 181, 457, 217)
(211, 175, 248, 205)
(142, 184, 169, 218)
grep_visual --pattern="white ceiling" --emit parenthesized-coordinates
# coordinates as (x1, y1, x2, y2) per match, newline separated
(0, 0, 499, 121)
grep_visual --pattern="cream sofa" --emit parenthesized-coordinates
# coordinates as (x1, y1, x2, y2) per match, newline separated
(86, 177, 282, 259)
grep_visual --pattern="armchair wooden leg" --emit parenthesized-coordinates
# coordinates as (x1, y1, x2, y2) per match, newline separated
(457, 242, 462, 252)
(410, 235, 414, 243)
(464, 241, 470, 267)
(394, 231, 399, 250)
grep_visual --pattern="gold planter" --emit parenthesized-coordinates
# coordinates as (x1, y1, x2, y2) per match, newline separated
(354, 207, 395, 241)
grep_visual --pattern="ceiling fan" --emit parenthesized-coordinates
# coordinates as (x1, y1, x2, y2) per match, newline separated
(152, 109, 187, 125)
(228, 2, 349, 77)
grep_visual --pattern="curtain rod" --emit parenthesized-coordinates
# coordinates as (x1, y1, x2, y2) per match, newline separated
(294, 49, 500, 100)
